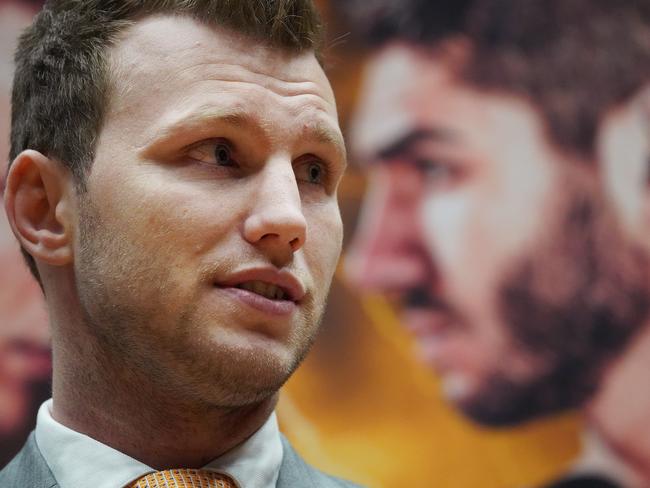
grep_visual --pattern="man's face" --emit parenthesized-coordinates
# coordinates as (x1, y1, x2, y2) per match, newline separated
(73, 15, 345, 408)
(347, 44, 649, 425)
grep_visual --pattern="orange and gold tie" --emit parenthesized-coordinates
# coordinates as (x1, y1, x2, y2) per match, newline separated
(128, 469, 238, 488)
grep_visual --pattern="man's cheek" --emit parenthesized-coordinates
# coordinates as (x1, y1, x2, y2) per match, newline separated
(308, 206, 342, 267)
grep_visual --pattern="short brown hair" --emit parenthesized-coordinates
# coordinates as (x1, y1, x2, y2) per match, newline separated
(10, 0, 324, 284)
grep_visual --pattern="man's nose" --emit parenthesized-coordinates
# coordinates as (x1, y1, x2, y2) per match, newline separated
(243, 159, 307, 261)
(345, 167, 428, 292)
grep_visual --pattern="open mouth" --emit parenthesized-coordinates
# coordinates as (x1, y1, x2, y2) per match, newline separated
(216, 268, 305, 308)
(234, 280, 290, 301)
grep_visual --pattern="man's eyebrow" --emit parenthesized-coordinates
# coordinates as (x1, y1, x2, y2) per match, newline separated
(306, 122, 347, 161)
(142, 108, 346, 162)
(148, 107, 257, 144)
(378, 127, 458, 161)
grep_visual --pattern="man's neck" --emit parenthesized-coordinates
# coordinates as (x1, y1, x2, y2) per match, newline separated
(51, 354, 277, 469)
(47, 295, 276, 470)
(586, 322, 650, 485)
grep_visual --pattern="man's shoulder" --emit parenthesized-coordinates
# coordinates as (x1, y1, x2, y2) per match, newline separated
(0, 432, 58, 488)
(278, 435, 364, 488)
(0, 431, 363, 488)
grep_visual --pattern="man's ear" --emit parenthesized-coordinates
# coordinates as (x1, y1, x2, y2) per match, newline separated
(3, 150, 75, 267)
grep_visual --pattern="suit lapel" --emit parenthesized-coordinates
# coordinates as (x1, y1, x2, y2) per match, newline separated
(0, 432, 58, 488)
(277, 435, 322, 487)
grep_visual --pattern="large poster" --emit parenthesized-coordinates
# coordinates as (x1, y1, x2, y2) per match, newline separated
(2, 2, 648, 487)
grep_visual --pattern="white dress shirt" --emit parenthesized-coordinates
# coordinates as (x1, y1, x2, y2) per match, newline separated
(34, 399, 283, 488)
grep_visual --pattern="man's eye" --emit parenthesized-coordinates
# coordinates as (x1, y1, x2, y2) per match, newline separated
(307, 163, 323, 183)
(214, 143, 234, 166)
(187, 140, 237, 167)
(296, 159, 327, 186)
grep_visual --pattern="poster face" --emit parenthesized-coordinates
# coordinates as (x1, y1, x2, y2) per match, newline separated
(1, 2, 648, 487)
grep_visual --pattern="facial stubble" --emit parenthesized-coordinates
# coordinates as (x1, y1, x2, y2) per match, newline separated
(74, 193, 326, 412)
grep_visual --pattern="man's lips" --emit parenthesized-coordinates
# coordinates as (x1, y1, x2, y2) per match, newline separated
(216, 267, 306, 303)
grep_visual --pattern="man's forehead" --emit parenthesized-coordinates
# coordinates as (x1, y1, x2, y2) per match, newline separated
(101, 12, 339, 146)
(108, 14, 332, 99)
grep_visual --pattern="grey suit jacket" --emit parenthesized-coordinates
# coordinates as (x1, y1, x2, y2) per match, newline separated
(0, 433, 362, 488)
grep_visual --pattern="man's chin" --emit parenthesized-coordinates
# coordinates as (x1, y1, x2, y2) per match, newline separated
(203, 334, 313, 406)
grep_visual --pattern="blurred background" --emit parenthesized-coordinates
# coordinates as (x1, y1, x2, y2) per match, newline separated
(1, 0, 601, 486)
(0, 0, 54, 471)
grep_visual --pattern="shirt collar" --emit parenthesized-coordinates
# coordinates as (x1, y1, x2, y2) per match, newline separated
(35, 399, 283, 488)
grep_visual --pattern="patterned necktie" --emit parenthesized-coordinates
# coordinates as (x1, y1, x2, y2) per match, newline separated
(128, 469, 238, 488)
